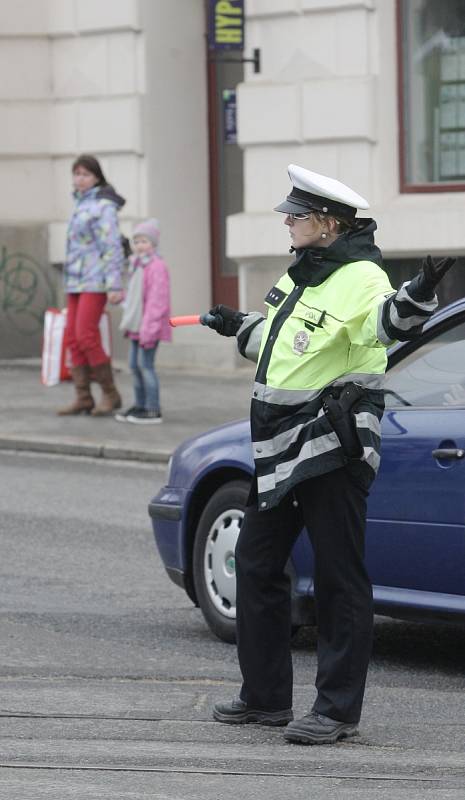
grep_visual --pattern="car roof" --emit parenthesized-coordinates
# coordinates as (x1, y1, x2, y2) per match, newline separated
(388, 297, 465, 359)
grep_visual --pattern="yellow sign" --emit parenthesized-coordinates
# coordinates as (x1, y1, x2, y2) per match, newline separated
(210, 0, 244, 49)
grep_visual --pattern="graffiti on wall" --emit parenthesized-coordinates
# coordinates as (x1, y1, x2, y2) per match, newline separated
(0, 245, 57, 335)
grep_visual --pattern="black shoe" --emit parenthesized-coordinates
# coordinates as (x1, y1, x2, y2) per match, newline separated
(213, 697, 293, 726)
(127, 409, 163, 425)
(114, 406, 143, 422)
(284, 711, 358, 745)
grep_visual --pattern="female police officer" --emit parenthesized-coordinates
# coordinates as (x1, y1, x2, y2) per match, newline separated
(206, 164, 455, 745)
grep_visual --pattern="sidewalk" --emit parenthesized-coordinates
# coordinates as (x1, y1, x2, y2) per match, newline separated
(0, 359, 254, 463)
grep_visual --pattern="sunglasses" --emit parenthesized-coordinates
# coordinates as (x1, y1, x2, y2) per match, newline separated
(288, 212, 313, 221)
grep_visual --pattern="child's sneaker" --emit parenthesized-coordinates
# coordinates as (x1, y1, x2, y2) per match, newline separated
(127, 409, 163, 424)
(114, 406, 143, 422)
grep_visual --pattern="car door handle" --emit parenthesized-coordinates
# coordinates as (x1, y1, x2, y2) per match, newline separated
(432, 448, 465, 460)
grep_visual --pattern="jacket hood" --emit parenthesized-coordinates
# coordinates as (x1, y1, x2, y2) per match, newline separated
(97, 184, 126, 209)
(288, 218, 383, 287)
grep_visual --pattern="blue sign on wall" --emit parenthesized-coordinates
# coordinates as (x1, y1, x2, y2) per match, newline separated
(208, 0, 244, 51)
(223, 90, 237, 143)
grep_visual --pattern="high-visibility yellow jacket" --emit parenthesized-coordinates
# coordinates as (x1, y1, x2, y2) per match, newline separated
(236, 221, 438, 510)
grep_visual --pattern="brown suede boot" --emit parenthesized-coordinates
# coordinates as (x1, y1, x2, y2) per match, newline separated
(57, 365, 95, 415)
(90, 361, 122, 416)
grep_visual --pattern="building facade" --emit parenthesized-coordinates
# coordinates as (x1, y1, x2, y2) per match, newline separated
(230, 0, 465, 312)
(1, 0, 464, 364)
(0, 0, 219, 366)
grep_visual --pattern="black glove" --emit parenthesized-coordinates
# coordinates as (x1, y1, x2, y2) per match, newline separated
(207, 305, 245, 337)
(408, 255, 456, 301)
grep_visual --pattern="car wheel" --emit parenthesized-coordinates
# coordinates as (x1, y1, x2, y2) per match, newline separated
(193, 480, 250, 643)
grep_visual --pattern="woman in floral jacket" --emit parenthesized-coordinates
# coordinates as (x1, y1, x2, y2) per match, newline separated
(58, 154, 125, 417)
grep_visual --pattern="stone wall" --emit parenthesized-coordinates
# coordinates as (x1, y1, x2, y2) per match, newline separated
(0, 225, 59, 358)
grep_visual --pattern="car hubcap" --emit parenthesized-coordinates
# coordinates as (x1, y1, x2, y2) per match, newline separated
(204, 509, 243, 619)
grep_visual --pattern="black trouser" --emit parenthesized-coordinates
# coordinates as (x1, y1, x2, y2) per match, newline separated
(235, 463, 374, 724)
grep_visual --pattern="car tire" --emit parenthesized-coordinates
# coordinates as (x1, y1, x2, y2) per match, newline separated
(193, 480, 250, 644)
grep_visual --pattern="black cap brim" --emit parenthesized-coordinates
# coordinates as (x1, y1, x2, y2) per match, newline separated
(274, 187, 357, 222)
(273, 198, 312, 214)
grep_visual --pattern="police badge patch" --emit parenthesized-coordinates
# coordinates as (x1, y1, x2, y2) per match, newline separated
(293, 330, 310, 355)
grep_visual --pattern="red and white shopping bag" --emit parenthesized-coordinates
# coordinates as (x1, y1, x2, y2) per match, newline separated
(41, 308, 112, 386)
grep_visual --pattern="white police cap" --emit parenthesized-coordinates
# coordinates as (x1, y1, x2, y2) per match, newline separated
(274, 164, 369, 223)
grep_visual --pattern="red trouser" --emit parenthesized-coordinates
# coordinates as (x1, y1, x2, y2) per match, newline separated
(65, 293, 109, 368)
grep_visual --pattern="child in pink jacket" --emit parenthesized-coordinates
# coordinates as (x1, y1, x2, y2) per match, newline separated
(116, 219, 171, 424)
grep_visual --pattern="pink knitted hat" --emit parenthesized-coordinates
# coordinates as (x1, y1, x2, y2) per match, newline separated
(133, 218, 160, 247)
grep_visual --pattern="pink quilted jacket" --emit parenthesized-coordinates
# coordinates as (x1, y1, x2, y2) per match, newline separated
(137, 255, 172, 347)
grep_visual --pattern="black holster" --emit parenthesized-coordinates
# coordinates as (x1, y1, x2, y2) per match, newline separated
(323, 383, 365, 460)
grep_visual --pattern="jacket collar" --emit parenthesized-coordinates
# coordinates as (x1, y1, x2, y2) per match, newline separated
(73, 186, 99, 202)
(288, 218, 383, 287)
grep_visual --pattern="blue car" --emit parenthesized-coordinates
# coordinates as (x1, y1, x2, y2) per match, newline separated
(149, 300, 465, 642)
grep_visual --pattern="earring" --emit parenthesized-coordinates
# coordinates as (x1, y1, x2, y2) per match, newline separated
(321, 232, 327, 239)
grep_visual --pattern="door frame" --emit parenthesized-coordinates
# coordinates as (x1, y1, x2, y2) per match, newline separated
(205, 41, 239, 308)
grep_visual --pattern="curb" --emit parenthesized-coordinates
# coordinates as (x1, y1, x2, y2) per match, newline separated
(0, 436, 171, 464)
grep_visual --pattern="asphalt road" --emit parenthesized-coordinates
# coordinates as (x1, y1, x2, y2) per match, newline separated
(0, 451, 464, 799)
